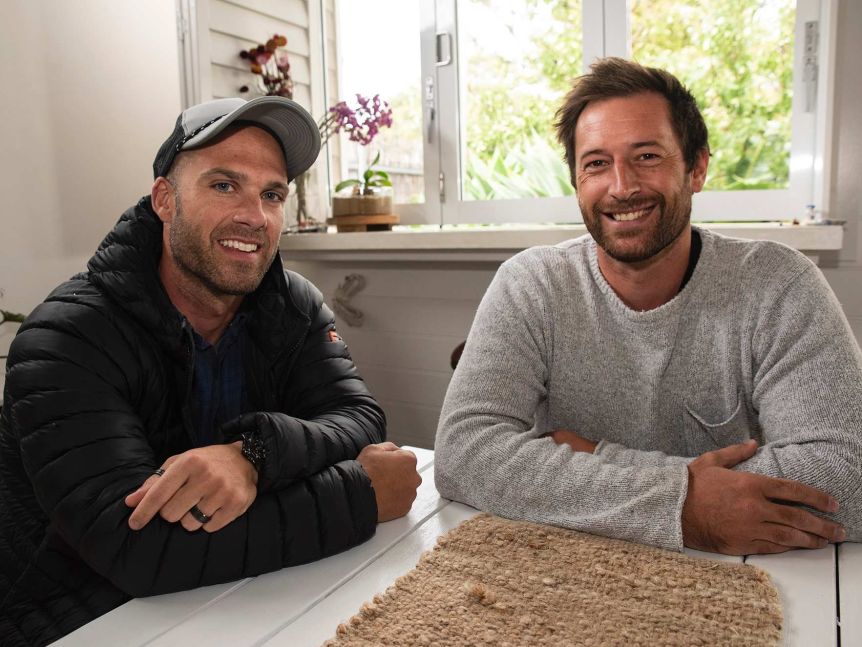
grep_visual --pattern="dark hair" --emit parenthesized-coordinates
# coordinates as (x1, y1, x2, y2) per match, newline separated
(554, 57, 709, 185)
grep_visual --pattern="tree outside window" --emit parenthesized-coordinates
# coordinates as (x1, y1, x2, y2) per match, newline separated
(460, 0, 795, 200)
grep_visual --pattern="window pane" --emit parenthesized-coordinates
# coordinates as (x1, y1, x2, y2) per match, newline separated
(337, 1, 424, 204)
(631, 0, 795, 191)
(457, 0, 582, 201)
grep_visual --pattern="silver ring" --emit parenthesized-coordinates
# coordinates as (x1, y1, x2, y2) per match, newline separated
(189, 505, 211, 525)
(154, 468, 166, 477)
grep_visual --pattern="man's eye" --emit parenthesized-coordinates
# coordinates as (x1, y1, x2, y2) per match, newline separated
(584, 160, 607, 170)
(639, 153, 660, 161)
(213, 182, 233, 192)
(263, 191, 285, 202)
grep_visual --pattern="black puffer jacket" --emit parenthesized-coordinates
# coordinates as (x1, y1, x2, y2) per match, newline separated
(0, 198, 385, 646)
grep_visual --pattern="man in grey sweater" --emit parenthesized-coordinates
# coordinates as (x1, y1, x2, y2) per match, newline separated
(435, 58, 862, 555)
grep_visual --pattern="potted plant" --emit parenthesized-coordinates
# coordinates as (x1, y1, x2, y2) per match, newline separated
(332, 152, 393, 216)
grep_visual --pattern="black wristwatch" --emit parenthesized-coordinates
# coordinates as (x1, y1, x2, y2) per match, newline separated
(240, 431, 266, 472)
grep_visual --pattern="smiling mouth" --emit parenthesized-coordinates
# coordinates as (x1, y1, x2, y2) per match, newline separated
(605, 205, 654, 222)
(219, 239, 261, 253)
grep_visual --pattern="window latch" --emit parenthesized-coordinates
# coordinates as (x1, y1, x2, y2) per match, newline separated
(425, 75, 435, 143)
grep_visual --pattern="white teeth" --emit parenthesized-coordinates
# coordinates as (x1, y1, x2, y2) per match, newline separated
(611, 208, 650, 222)
(220, 239, 259, 253)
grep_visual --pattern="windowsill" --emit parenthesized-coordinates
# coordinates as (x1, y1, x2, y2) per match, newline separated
(280, 222, 844, 263)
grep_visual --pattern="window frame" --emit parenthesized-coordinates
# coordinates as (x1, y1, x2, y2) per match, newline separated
(406, 0, 837, 225)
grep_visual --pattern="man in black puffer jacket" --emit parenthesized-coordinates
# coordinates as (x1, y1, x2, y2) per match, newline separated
(0, 96, 420, 645)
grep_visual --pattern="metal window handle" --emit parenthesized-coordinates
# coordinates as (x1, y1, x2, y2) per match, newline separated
(435, 32, 452, 66)
(426, 107, 435, 143)
(425, 75, 435, 143)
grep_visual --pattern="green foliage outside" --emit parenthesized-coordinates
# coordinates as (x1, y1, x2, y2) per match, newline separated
(463, 131, 572, 200)
(631, 0, 794, 190)
(462, 0, 578, 199)
(462, 0, 795, 200)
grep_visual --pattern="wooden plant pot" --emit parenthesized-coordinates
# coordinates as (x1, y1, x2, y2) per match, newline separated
(328, 193, 398, 232)
(331, 194, 393, 217)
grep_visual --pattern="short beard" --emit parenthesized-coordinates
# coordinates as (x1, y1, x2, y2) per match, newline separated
(169, 195, 273, 297)
(581, 189, 692, 264)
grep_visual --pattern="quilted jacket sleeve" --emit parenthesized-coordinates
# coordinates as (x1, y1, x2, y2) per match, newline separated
(2, 289, 379, 598)
(220, 296, 386, 492)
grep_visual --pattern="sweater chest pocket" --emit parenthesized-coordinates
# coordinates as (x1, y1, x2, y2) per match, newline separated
(682, 391, 751, 455)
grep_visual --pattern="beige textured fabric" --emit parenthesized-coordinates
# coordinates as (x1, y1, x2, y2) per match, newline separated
(326, 514, 782, 647)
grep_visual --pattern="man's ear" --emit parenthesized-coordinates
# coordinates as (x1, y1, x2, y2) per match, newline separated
(689, 148, 710, 193)
(151, 177, 176, 224)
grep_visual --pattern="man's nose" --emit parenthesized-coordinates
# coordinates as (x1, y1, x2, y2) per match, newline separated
(609, 162, 641, 201)
(233, 194, 268, 229)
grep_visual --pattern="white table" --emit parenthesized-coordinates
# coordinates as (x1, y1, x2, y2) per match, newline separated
(57, 448, 858, 647)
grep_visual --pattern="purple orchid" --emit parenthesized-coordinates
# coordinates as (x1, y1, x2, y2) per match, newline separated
(318, 94, 393, 147)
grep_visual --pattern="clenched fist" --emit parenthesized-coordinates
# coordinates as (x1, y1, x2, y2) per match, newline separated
(357, 442, 422, 522)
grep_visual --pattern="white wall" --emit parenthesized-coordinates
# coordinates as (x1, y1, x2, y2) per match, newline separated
(0, 0, 182, 392)
(820, 0, 862, 342)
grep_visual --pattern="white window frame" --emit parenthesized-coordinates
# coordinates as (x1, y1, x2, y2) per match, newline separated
(419, 0, 837, 225)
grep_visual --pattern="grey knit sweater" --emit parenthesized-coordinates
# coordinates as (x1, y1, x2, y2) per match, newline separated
(435, 228, 862, 552)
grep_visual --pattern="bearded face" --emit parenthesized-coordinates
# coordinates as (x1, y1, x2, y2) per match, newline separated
(573, 92, 707, 265)
(168, 192, 279, 297)
(578, 177, 693, 264)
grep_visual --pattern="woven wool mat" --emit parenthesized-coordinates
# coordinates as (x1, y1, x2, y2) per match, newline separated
(325, 514, 782, 647)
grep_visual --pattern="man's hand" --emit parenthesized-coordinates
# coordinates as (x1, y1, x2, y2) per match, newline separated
(546, 429, 598, 453)
(357, 442, 422, 522)
(125, 442, 258, 533)
(682, 440, 845, 555)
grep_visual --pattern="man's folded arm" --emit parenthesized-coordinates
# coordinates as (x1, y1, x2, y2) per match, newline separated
(434, 258, 691, 552)
(735, 263, 862, 539)
(94, 460, 375, 597)
(592, 439, 694, 467)
(19, 403, 378, 597)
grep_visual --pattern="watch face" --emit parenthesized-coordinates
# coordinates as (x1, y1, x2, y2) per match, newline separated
(242, 432, 265, 471)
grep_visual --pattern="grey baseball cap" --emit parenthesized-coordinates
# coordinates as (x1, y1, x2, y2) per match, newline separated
(153, 96, 320, 181)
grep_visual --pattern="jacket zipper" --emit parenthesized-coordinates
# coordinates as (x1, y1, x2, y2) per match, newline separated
(180, 321, 197, 446)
